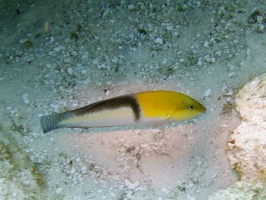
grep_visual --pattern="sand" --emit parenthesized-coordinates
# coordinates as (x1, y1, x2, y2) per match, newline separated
(1, 0, 266, 199)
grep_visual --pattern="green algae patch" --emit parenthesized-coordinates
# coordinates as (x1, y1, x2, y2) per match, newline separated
(0, 132, 45, 199)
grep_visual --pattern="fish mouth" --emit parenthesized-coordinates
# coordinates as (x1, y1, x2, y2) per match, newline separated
(199, 104, 207, 113)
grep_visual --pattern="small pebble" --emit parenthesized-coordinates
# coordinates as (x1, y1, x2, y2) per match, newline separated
(124, 179, 140, 190)
(155, 37, 163, 44)
(128, 4, 134, 10)
(71, 167, 75, 174)
(197, 60, 203, 66)
(22, 94, 29, 104)
(81, 166, 87, 173)
(19, 38, 27, 44)
(204, 88, 212, 97)
(81, 54, 88, 60)
(56, 187, 63, 194)
(67, 67, 73, 74)
(63, 58, 71, 63)
(204, 41, 209, 47)
(112, 56, 118, 63)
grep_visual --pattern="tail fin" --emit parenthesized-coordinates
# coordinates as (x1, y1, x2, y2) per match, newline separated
(40, 111, 73, 133)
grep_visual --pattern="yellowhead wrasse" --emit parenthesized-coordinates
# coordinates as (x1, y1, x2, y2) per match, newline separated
(40, 90, 206, 133)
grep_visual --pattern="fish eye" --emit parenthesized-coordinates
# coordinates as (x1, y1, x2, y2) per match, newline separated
(183, 101, 194, 110)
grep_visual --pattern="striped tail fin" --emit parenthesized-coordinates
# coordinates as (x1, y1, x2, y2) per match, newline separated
(40, 111, 73, 133)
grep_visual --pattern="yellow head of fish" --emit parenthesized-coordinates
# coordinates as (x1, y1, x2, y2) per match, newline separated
(136, 91, 206, 121)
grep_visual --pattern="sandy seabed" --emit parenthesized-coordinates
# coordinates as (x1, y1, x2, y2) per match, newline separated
(1, 0, 266, 199)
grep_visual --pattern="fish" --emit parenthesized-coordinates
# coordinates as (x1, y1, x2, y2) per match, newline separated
(40, 90, 206, 133)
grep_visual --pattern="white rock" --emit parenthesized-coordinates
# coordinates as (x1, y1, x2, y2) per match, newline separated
(221, 123, 228, 128)
(22, 94, 29, 104)
(92, 59, 99, 65)
(112, 56, 118, 63)
(124, 179, 139, 190)
(50, 37, 55, 43)
(11, 192, 17, 197)
(204, 88, 212, 97)
(81, 54, 88, 60)
(210, 57, 216, 63)
(63, 58, 71, 63)
(155, 37, 163, 44)
(128, 4, 134, 10)
(81, 166, 87, 173)
(6, 106, 12, 111)
(229, 72, 235, 77)
(197, 60, 203, 66)
(166, 25, 173, 30)
(204, 41, 209, 47)
(67, 67, 73, 74)
(56, 187, 63, 194)
(105, 90, 110, 96)
(53, 47, 60, 52)
(71, 167, 75, 174)
(19, 38, 27, 44)
(227, 73, 266, 182)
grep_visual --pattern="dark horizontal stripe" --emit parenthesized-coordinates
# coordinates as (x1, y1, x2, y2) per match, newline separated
(72, 95, 141, 121)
